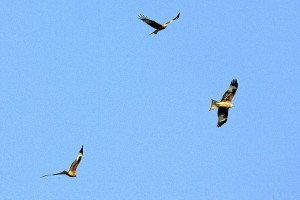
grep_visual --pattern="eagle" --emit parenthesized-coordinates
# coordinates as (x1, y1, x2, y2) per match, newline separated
(41, 145, 83, 178)
(209, 79, 238, 127)
(138, 13, 180, 35)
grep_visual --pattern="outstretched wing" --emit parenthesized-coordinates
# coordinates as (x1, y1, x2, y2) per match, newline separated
(41, 171, 68, 178)
(221, 79, 238, 102)
(68, 145, 83, 174)
(164, 12, 180, 26)
(217, 107, 229, 127)
(138, 14, 163, 29)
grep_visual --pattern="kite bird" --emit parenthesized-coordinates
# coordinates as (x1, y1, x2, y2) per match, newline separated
(138, 13, 180, 35)
(41, 145, 83, 178)
(209, 79, 238, 127)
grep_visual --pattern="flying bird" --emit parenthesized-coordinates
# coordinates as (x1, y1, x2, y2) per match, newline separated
(209, 79, 238, 127)
(138, 13, 180, 35)
(41, 145, 83, 178)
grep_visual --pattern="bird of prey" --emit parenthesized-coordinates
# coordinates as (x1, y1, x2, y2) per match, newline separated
(209, 79, 238, 127)
(138, 13, 180, 35)
(41, 145, 83, 178)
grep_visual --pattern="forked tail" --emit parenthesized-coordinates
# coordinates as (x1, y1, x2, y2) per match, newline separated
(149, 29, 160, 35)
(209, 99, 219, 111)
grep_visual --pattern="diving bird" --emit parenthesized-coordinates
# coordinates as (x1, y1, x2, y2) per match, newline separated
(138, 13, 180, 35)
(41, 145, 83, 178)
(209, 79, 238, 127)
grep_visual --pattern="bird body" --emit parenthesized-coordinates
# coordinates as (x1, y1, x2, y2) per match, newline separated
(209, 100, 233, 111)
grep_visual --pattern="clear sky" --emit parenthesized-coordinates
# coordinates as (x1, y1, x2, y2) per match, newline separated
(1, 0, 300, 199)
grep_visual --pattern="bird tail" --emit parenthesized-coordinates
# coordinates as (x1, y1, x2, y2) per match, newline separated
(209, 99, 219, 111)
(149, 29, 160, 35)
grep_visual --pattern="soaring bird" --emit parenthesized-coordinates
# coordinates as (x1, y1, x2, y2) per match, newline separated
(41, 145, 83, 178)
(209, 79, 238, 127)
(138, 13, 180, 35)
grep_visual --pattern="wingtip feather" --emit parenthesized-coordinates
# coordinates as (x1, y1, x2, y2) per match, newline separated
(231, 79, 238, 88)
(80, 145, 83, 154)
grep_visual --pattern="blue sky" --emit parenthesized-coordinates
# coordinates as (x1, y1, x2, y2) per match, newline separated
(1, 0, 300, 199)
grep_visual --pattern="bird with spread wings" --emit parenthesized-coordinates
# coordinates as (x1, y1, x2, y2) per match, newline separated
(41, 145, 83, 178)
(209, 79, 238, 127)
(138, 13, 180, 35)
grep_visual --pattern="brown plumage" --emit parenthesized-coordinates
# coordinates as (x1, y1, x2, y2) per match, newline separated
(138, 13, 180, 35)
(209, 79, 238, 127)
(41, 145, 83, 178)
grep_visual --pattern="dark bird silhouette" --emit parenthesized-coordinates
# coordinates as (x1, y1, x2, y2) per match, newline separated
(41, 145, 83, 178)
(138, 13, 180, 35)
(209, 79, 238, 127)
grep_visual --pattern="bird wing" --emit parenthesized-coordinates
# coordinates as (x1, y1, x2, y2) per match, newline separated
(41, 171, 68, 178)
(217, 107, 229, 127)
(221, 79, 238, 102)
(68, 145, 83, 174)
(164, 13, 180, 26)
(138, 14, 163, 29)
